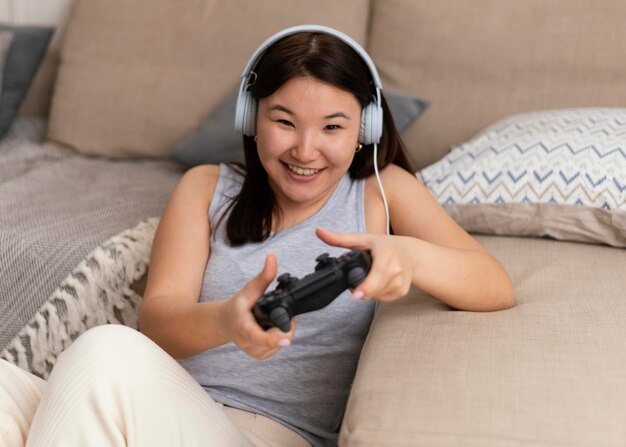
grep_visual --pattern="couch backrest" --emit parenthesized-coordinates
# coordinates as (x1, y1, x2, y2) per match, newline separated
(367, 0, 626, 168)
(19, 0, 626, 168)
(41, 0, 371, 158)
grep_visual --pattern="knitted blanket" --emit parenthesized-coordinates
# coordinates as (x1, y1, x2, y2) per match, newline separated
(0, 218, 158, 378)
(0, 118, 183, 363)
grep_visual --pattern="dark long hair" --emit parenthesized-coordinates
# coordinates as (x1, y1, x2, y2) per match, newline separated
(224, 32, 415, 246)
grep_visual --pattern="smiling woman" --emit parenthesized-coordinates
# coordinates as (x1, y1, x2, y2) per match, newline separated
(138, 25, 513, 447)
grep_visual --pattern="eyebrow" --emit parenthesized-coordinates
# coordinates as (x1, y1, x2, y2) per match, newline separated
(268, 104, 350, 120)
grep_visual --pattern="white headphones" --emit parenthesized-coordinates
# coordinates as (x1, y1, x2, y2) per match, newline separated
(234, 24, 391, 235)
(234, 24, 384, 145)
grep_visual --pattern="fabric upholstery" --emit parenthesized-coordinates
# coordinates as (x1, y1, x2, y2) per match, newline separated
(18, 50, 59, 117)
(341, 235, 626, 446)
(0, 31, 14, 91)
(47, 0, 370, 158)
(367, 0, 626, 169)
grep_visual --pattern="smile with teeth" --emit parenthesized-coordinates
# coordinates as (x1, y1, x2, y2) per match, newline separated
(286, 163, 321, 176)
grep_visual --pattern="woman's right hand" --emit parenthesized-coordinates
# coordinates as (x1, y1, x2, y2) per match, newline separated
(220, 252, 295, 360)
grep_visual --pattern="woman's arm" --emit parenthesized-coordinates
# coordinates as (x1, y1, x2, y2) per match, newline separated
(317, 165, 515, 311)
(139, 164, 227, 358)
(138, 165, 292, 360)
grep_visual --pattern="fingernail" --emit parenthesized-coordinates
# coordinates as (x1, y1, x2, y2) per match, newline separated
(352, 291, 365, 300)
(278, 339, 291, 348)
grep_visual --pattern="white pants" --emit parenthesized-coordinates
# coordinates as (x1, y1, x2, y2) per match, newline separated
(0, 325, 312, 447)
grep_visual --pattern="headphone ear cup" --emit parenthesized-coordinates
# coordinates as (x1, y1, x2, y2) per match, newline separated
(359, 102, 383, 145)
(242, 92, 256, 137)
(236, 91, 257, 136)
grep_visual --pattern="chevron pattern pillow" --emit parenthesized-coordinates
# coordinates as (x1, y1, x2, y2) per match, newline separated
(418, 108, 626, 247)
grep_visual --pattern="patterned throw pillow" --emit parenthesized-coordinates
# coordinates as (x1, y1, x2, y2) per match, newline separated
(418, 108, 626, 247)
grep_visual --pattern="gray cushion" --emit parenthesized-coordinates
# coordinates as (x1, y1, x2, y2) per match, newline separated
(167, 89, 243, 166)
(0, 24, 54, 139)
(167, 89, 428, 167)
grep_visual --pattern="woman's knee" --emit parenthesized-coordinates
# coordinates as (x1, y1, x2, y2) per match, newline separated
(55, 324, 164, 378)
(73, 324, 143, 348)
(70, 324, 145, 353)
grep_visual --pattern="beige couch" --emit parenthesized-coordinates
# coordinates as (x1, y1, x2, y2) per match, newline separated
(13, 1, 626, 446)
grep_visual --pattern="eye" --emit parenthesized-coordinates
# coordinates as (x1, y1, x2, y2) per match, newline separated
(325, 124, 342, 131)
(277, 119, 294, 128)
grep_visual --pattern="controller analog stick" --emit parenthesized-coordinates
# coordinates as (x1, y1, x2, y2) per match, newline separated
(315, 253, 331, 270)
(277, 273, 296, 287)
(269, 307, 291, 332)
(347, 267, 367, 288)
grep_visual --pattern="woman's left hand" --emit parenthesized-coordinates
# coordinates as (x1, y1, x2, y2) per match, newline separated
(315, 228, 416, 302)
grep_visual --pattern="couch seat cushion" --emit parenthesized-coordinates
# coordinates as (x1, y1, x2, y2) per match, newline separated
(341, 235, 626, 446)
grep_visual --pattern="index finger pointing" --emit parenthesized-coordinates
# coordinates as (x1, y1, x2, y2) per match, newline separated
(315, 227, 370, 250)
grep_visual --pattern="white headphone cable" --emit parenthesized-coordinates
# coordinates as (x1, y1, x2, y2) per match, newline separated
(373, 143, 390, 235)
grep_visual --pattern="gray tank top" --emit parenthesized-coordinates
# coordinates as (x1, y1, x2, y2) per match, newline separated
(178, 164, 375, 447)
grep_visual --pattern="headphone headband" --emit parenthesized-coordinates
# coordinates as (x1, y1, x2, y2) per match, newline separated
(239, 24, 383, 90)
(235, 24, 383, 144)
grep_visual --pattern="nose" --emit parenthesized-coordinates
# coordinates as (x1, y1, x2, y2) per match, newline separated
(291, 130, 319, 162)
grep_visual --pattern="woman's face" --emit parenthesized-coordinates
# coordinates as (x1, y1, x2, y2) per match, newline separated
(255, 76, 362, 212)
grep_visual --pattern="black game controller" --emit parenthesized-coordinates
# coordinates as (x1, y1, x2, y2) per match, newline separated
(253, 249, 372, 332)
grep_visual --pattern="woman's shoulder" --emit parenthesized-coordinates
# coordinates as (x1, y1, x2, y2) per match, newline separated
(174, 164, 222, 204)
(188, 162, 245, 183)
(184, 163, 221, 179)
(381, 163, 416, 179)
(181, 163, 221, 185)
(364, 163, 421, 193)
(178, 163, 247, 207)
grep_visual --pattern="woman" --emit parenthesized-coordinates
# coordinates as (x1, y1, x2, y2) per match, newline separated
(0, 26, 514, 447)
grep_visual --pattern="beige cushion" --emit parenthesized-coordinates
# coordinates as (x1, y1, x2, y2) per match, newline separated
(0, 31, 14, 88)
(368, 0, 626, 169)
(341, 235, 626, 446)
(19, 49, 59, 117)
(47, 0, 369, 158)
